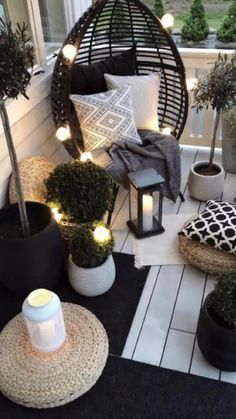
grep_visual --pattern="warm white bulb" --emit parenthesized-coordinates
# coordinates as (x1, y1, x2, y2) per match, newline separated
(51, 207, 62, 223)
(161, 13, 174, 29)
(186, 77, 198, 91)
(162, 127, 172, 136)
(80, 152, 93, 162)
(94, 226, 111, 243)
(62, 44, 77, 61)
(56, 126, 70, 142)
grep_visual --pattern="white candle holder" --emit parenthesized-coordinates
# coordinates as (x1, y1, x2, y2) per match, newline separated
(22, 289, 66, 353)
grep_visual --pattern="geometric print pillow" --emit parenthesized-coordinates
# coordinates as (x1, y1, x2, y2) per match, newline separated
(70, 86, 142, 152)
(178, 200, 236, 254)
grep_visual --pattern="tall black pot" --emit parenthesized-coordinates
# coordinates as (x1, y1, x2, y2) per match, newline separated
(197, 291, 236, 371)
(0, 202, 65, 296)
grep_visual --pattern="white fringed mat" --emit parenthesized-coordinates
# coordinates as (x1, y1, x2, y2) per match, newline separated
(132, 214, 193, 268)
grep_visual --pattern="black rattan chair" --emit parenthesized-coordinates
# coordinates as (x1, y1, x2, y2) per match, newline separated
(51, 0, 188, 221)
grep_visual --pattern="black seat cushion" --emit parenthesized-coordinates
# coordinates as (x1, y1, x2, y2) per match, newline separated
(70, 47, 136, 95)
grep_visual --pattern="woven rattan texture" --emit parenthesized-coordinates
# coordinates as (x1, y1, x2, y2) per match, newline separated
(51, 0, 188, 157)
(9, 156, 56, 204)
(0, 303, 108, 409)
(179, 235, 236, 274)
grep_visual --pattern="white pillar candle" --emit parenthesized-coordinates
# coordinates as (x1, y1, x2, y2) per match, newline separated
(142, 194, 153, 232)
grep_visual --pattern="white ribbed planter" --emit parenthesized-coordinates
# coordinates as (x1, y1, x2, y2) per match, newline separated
(68, 254, 116, 297)
(188, 161, 224, 201)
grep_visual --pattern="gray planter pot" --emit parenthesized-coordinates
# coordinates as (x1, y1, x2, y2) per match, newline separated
(188, 161, 224, 201)
(222, 116, 236, 174)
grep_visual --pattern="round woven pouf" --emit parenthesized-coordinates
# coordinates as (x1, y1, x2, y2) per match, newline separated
(179, 235, 236, 274)
(9, 156, 56, 204)
(0, 303, 108, 409)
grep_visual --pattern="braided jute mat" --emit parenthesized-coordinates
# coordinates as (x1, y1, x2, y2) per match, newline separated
(0, 303, 108, 409)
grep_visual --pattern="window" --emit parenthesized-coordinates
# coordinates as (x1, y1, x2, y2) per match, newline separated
(1, 0, 91, 68)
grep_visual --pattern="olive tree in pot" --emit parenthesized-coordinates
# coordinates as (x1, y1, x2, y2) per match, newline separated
(188, 53, 236, 201)
(0, 19, 64, 295)
(68, 223, 115, 297)
(197, 272, 236, 371)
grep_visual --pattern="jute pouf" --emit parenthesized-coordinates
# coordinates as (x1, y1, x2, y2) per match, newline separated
(179, 235, 236, 274)
(9, 156, 56, 204)
(0, 303, 108, 409)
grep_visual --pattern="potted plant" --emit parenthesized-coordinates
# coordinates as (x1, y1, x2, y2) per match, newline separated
(45, 160, 113, 238)
(68, 222, 115, 297)
(222, 104, 236, 173)
(0, 19, 64, 295)
(188, 53, 236, 201)
(197, 272, 236, 371)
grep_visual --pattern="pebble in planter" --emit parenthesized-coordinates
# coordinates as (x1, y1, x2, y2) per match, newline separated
(197, 272, 236, 371)
(68, 223, 115, 297)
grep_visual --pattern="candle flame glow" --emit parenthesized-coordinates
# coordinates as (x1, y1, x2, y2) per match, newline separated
(51, 207, 62, 223)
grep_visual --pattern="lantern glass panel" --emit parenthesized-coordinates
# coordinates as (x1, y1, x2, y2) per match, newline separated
(130, 182, 138, 229)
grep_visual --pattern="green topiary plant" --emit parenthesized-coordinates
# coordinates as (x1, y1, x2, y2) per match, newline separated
(69, 222, 114, 268)
(45, 160, 113, 224)
(181, 0, 209, 43)
(193, 53, 236, 170)
(209, 272, 236, 328)
(217, 0, 236, 43)
(154, 0, 164, 19)
(0, 19, 34, 236)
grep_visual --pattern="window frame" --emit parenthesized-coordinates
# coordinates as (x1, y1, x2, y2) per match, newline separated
(2, 0, 91, 129)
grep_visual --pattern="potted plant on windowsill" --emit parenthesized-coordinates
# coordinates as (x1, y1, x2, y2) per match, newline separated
(197, 272, 236, 371)
(188, 53, 236, 201)
(0, 19, 64, 295)
(68, 223, 115, 297)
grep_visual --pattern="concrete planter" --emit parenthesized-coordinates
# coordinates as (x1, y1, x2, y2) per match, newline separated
(188, 161, 224, 201)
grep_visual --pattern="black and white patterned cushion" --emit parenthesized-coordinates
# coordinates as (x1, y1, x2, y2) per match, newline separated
(70, 86, 142, 152)
(179, 201, 236, 254)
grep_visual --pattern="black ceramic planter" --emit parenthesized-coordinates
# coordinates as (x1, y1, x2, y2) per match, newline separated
(0, 202, 65, 296)
(197, 291, 236, 371)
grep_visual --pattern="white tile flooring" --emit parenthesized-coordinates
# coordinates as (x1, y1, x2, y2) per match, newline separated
(110, 146, 236, 384)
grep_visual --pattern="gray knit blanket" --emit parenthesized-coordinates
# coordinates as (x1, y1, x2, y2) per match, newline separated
(92, 130, 181, 202)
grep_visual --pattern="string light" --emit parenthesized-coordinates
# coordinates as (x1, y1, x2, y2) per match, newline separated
(56, 126, 70, 142)
(93, 226, 111, 243)
(51, 207, 62, 224)
(187, 77, 198, 91)
(62, 44, 77, 61)
(162, 127, 172, 135)
(161, 14, 174, 29)
(80, 152, 93, 162)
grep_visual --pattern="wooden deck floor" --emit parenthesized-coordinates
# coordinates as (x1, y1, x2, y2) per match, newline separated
(111, 146, 236, 384)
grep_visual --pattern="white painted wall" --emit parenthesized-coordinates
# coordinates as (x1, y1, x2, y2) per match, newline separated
(0, 75, 68, 208)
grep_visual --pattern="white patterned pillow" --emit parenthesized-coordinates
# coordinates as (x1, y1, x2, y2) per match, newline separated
(179, 201, 236, 254)
(70, 86, 142, 152)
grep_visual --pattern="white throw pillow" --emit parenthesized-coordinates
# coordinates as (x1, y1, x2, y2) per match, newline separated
(104, 73, 160, 131)
(70, 86, 142, 152)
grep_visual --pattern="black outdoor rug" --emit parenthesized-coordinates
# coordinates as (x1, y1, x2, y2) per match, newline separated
(1, 355, 236, 419)
(0, 252, 150, 355)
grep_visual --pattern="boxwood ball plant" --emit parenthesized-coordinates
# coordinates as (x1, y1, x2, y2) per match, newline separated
(69, 222, 114, 268)
(210, 272, 236, 328)
(45, 160, 113, 224)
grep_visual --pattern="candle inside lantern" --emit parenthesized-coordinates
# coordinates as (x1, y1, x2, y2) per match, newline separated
(142, 194, 153, 232)
(22, 289, 66, 353)
(94, 226, 110, 243)
(51, 207, 62, 223)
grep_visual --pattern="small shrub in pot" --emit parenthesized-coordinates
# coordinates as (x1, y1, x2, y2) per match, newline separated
(45, 160, 113, 224)
(69, 223, 115, 268)
(197, 272, 236, 371)
(68, 223, 116, 297)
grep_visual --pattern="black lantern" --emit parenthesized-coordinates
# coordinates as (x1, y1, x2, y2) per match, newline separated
(127, 168, 165, 239)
